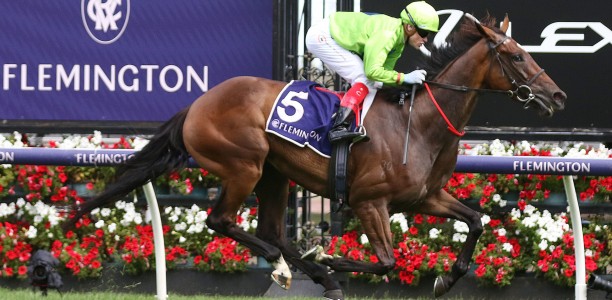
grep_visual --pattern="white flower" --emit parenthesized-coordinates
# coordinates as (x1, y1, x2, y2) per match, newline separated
(115, 201, 126, 210)
(360, 234, 369, 245)
(585, 249, 593, 257)
(538, 239, 548, 250)
(133, 214, 143, 225)
(101, 208, 112, 217)
(106, 223, 116, 233)
(480, 215, 491, 226)
(499, 199, 507, 207)
(195, 211, 208, 224)
(523, 204, 537, 215)
(91, 131, 103, 145)
(390, 213, 409, 233)
(492, 194, 501, 203)
(429, 228, 441, 239)
(32, 215, 43, 224)
(26, 226, 37, 239)
(454, 221, 469, 233)
(510, 208, 521, 220)
(497, 228, 507, 236)
(175, 222, 187, 231)
(95, 220, 105, 228)
(132, 137, 150, 150)
(502, 243, 513, 253)
(179, 236, 186, 243)
(452, 233, 467, 243)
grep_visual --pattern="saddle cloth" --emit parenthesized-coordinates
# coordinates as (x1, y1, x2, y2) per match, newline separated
(265, 80, 350, 158)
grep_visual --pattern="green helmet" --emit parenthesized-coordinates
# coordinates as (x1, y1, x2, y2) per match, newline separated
(400, 1, 439, 33)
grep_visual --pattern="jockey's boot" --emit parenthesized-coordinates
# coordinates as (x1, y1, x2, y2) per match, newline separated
(328, 83, 370, 144)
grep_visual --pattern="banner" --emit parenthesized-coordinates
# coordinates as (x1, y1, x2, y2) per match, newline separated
(361, 0, 612, 138)
(0, 1, 273, 122)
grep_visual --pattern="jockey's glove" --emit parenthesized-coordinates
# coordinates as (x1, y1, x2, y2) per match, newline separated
(403, 69, 427, 85)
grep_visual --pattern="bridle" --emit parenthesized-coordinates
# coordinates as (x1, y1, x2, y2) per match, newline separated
(423, 36, 546, 108)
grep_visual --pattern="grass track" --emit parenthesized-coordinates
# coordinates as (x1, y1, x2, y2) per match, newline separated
(0, 286, 440, 300)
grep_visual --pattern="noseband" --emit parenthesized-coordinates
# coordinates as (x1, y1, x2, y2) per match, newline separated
(489, 37, 546, 106)
(424, 36, 546, 107)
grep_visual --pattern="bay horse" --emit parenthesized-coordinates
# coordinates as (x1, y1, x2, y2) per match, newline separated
(68, 15, 566, 299)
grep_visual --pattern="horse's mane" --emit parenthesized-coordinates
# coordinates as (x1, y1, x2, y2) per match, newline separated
(379, 14, 501, 101)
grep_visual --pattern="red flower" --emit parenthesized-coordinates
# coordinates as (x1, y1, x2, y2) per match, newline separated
(517, 199, 526, 210)
(413, 214, 423, 224)
(409, 226, 418, 236)
(18, 266, 27, 276)
(474, 264, 486, 277)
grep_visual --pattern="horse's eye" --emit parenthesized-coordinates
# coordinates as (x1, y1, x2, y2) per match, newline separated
(511, 54, 524, 62)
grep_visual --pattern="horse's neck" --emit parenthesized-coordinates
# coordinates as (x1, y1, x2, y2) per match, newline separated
(419, 40, 492, 134)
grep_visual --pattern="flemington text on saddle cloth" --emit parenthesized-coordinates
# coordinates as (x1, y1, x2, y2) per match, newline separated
(265, 80, 351, 158)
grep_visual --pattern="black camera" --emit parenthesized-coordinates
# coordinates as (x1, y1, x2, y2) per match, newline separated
(588, 274, 612, 299)
(27, 250, 63, 296)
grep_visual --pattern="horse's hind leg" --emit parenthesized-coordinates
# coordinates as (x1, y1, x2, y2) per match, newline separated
(254, 162, 344, 300)
(204, 165, 292, 289)
(412, 189, 483, 297)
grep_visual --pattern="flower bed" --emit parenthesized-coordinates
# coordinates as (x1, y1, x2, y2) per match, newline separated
(0, 132, 610, 290)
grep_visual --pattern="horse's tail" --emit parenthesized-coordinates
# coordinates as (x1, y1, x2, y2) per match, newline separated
(64, 107, 191, 230)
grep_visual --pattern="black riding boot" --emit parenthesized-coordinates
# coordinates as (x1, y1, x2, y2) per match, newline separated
(328, 107, 368, 143)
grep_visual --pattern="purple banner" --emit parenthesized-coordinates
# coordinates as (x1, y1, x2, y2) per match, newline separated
(0, 1, 273, 122)
(1, 148, 611, 176)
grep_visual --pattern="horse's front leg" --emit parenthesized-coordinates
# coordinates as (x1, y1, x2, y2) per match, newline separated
(412, 189, 483, 297)
(302, 200, 396, 275)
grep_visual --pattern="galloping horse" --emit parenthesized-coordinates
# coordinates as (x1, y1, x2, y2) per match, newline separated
(68, 15, 566, 299)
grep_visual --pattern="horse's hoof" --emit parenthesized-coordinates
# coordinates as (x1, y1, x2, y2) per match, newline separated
(323, 288, 344, 300)
(433, 275, 450, 298)
(271, 271, 292, 290)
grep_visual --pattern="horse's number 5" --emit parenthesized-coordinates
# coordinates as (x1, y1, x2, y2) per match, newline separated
(277, 91, 308, 123)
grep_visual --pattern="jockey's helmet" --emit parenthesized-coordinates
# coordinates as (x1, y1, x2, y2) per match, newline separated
(400, 1, 439, 33)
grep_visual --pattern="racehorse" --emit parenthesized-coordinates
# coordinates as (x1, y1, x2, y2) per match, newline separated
(67, 14, 566, 299)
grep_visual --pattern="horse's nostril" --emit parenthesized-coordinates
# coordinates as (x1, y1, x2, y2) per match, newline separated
(553, 91, 566, 109)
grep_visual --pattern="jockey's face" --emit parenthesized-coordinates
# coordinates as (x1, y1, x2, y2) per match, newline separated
(403, 23, 428, 49)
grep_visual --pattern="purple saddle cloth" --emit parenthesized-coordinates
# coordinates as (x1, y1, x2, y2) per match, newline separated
(265, 80, 351, 157)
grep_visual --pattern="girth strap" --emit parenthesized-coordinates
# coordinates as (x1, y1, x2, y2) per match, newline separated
(328, 141, 350, 210)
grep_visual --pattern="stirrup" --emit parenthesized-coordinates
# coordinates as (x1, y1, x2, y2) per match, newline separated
(329, 125, 368, 143)
(351, 126, 370, 143)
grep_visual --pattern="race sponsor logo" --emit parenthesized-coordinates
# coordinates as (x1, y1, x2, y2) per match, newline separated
(82, 0, 130, 44)
(435, 9, 611, 54)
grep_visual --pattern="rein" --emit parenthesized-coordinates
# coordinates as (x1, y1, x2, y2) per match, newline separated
(422, 36, 546, 107)
(424, 83, 465, 137)
(410, 35, 547, 137)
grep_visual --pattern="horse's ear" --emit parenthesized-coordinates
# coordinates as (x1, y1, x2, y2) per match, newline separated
(500, 14, 510, 33)
(475, 20, 497, 42)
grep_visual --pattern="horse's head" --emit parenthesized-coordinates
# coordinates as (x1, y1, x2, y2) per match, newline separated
(474, 15, 567, 116)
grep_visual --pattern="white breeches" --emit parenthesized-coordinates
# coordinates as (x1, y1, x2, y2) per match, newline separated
(305, 19, 380, 124)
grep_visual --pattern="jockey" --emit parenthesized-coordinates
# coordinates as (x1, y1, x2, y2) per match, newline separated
(305, 1, 439, 143)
